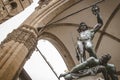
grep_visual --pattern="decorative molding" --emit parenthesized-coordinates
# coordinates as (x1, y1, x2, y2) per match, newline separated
(1, 25, 38, 54)
(36, 0, 52, 9)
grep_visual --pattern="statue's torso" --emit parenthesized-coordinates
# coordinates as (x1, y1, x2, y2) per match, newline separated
(79, 30, 94, 41)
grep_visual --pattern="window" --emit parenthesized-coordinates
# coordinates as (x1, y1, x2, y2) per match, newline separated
(10, 2, 17, 9)
(2, 7, 5, 10)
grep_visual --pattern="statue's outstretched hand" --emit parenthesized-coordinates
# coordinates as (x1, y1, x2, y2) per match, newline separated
(59, 72, 70, 79)
(59, 73, 65, 79)
(91, 5, 100, 15)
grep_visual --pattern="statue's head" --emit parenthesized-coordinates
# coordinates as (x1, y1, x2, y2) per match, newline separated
(77, 22, 88, 32)
(99, 54, 111, 65)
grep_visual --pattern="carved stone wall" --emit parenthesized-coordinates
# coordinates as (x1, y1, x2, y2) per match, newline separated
(0, 0, 33, 24)
(0, 25, 38, 80)
(36, 0, 52, 9)
(1, 25, 38, 55)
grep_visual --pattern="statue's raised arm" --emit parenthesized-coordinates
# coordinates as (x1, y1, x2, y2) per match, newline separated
(92, 5, 103, 33)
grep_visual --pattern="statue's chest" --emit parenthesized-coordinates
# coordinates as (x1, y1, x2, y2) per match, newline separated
(80, 30, 92, 40)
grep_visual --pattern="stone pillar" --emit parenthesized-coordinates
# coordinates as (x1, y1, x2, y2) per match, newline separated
(0, 25, 38, 80)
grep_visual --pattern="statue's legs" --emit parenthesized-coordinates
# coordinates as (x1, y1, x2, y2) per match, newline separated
(96, 66, 110, 80)
(71, 57, 98, 73)
(86, 47, 97, 58)
(77, 41, 86, 62)
(106, 64, 118, 80)
(84, 41, 97, 58)
(70, 57, 97, 73)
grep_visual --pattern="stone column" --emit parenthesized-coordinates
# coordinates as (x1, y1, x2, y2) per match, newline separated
(0, 25, 38, 80)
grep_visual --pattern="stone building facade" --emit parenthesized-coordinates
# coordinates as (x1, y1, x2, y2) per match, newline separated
(0, 0, 120, 80)
(0, 0, 33, 24)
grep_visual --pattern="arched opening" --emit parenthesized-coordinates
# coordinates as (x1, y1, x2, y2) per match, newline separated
(24, 39, 68, 80)
(38, 32, 75, 69)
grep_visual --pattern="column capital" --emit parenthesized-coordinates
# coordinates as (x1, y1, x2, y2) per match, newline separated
(0, 25, 38, 80)
(1, 25, 38, 55)
(35, 0, 52, 10)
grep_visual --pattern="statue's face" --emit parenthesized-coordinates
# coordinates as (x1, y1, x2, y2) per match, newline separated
(100, 54, 111, 65)
(79, 22, 88, 31)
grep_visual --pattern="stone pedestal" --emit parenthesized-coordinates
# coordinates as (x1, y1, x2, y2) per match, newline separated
(0, 25, 38, 80)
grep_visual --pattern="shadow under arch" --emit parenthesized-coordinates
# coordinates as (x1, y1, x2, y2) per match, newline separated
(38, 32, 75, 70)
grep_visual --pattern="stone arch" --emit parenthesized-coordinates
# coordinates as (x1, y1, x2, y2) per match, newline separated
(38, 32, 75, 70)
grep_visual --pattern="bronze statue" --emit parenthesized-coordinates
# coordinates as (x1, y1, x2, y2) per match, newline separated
(59, 4, 118, 80)
(59, 66, 109, 80)
(59, 54, 118, 80)
(76, 5, 103, 62)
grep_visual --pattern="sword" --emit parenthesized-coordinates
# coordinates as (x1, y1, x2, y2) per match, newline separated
(36, 47, 60, 80)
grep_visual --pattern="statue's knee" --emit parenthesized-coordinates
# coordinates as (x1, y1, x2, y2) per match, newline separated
(88, 57, 95, 61)
(64, 74, 72, 80)
(99, 66, 106, 71)
(87, 57, 95, 63)
(85, 43, 93, 49)
(107, 64, 116, 73)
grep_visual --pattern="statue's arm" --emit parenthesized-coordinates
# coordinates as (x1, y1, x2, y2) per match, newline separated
(92, 5, 103, 33)
(93, 13, 103, 33)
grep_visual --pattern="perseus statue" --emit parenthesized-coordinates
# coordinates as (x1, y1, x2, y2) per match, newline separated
(76, 5, 103, 62)
(59, 54, 118, 80)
